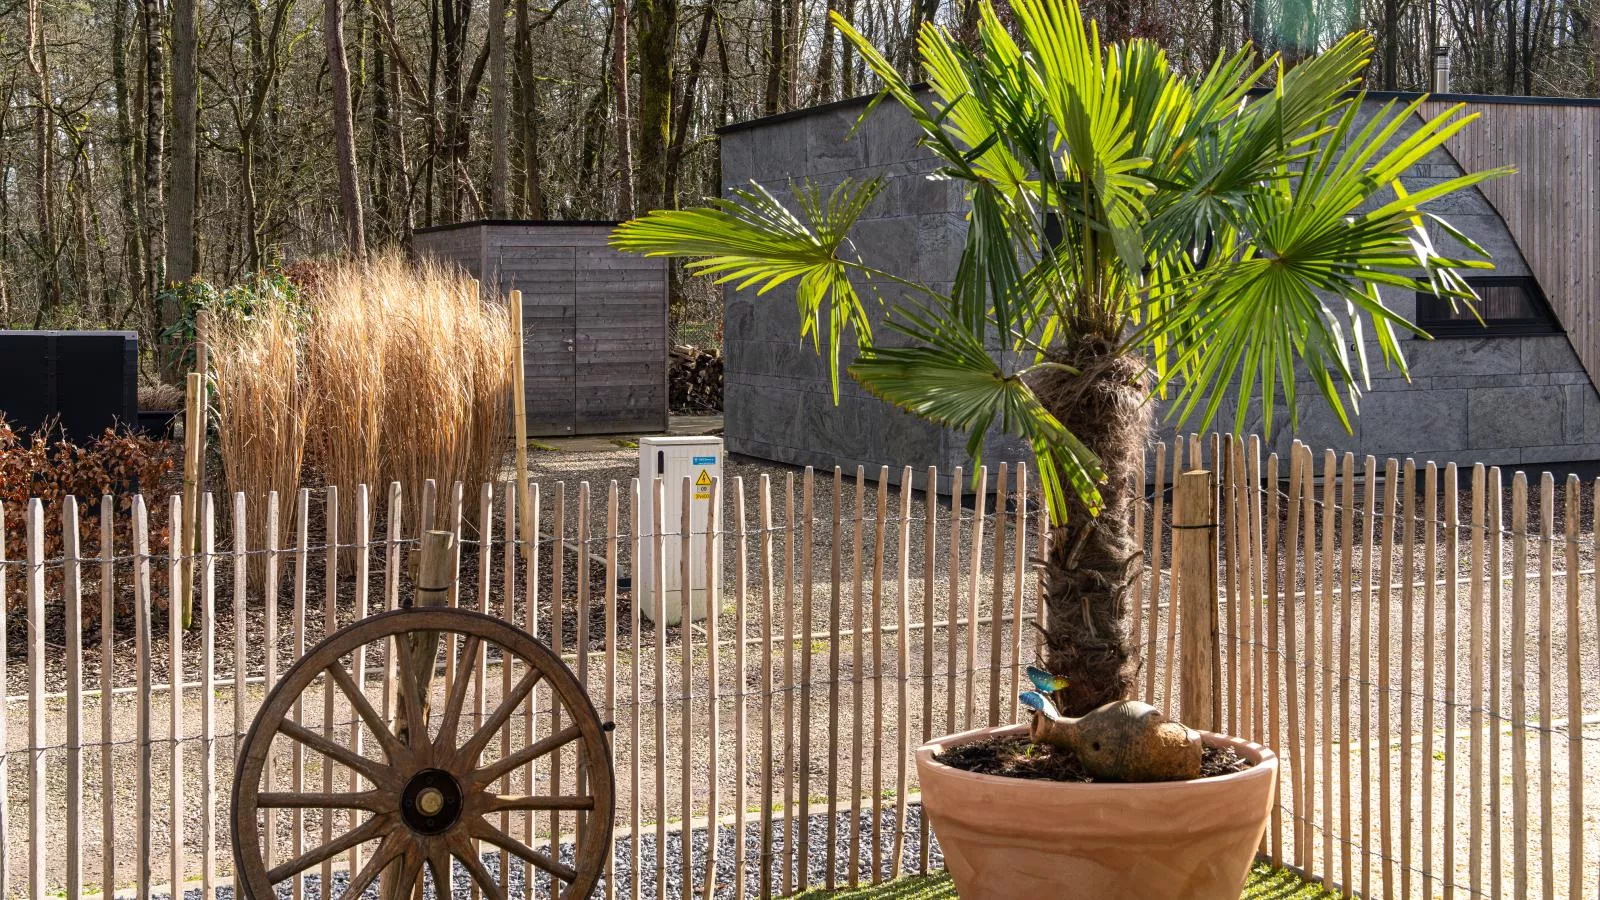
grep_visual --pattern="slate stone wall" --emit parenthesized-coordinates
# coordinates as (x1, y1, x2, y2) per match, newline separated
(719, 94, 1600, 487)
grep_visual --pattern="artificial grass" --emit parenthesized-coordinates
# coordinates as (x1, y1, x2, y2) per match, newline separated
(791, 862, 1337, 899)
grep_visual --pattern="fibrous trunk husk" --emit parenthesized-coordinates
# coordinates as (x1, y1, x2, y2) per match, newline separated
(1029, 336, 1151, 718)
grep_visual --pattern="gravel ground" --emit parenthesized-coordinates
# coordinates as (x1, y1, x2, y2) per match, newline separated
(164, 806, 941, 900)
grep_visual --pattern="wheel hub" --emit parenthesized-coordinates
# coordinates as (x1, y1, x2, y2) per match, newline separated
(400, 768, 463, 835)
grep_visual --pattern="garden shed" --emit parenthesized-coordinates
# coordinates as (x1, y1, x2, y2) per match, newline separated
(413, 220, 669, 436)
(717, 91, 1600, 485)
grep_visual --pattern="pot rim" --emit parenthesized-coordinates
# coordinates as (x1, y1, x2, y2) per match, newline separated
(915, 722, 1277, 792)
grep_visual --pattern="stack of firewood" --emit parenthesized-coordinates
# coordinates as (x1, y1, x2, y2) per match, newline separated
(669, 344, 723, 411)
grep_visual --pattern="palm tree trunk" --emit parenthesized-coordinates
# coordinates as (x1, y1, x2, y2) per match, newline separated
(1034, 337, 1151, 718)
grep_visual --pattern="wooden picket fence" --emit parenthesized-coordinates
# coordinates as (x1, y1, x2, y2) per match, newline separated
(0, 437, 1595, 899)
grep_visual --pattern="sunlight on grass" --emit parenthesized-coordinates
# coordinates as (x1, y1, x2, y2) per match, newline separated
(791, 863, 1334, 899)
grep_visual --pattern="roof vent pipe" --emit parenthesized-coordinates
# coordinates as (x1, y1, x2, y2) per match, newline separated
(1433, 45, 1451, 92)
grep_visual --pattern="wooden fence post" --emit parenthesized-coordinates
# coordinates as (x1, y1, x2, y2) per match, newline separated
(1176, 469, 1219, 731)
(382, 528, 454, 900)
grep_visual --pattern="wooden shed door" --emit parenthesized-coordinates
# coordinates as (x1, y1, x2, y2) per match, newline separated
(512, 247, 578, 434)
(572, 248, 669, 434)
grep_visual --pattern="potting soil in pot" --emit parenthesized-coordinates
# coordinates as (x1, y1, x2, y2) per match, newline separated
(935, 735, 1253, 783)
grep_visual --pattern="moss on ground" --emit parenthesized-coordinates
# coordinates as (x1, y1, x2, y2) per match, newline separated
(791, 863, 1336, 899)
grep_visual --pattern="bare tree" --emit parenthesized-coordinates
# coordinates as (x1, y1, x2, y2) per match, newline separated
(326, 0, 367, 255)
(613, 0, 636, 218)
(167, 0, 198, 289)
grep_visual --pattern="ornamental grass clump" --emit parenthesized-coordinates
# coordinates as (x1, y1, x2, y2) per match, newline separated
(210, 252, 514, 575)
(210, 295, 312, 583)
(615, 0, 1502, 777)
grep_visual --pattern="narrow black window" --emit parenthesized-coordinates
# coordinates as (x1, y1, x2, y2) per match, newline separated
(1416, 276, 1558, 338)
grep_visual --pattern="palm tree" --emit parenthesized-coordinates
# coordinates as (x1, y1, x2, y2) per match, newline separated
(612, 0, 1505, 720)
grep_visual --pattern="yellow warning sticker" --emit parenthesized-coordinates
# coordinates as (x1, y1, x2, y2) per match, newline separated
(694, 468, 713, 499)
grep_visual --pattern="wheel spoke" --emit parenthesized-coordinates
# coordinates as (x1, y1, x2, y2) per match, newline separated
(266, 814, 392, 884)
(341, 830, 407, 898)
(456, 664, 542, 766)
(466, 814, 579, 883)
(384, 843, 424, 898)
(257, 790, 389, 812)
(482, 794, 594, 813)
(391, 632, 426, 749)
(280, 719, 393, 787)
(474, 723, 584, 786)
(447, 831, 508, 900)
(433, 635, 483, 753)
(327, 662, 409, 765)
(426, 843, 454, 895)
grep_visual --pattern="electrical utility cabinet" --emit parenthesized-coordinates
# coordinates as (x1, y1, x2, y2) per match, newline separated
(637, 436, 723, 625)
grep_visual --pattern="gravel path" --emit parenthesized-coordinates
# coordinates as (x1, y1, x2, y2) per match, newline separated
(171, 806, 941, 900)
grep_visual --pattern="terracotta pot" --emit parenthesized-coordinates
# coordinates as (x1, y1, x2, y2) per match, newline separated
(916, 723, 1277, 900)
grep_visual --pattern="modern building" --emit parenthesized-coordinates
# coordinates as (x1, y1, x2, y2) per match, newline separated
(717, 91, 1600, 486)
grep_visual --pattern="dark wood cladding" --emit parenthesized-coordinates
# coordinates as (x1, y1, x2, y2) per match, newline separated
(1424, 98, 1600, 395)
(413, 222, 669, 436)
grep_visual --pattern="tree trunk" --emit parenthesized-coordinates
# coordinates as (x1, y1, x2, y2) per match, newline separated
(25, 0, 59, 324)
(167, 0, 199, 289)
(665, 0, 715, 208)
(636, 0, 677, 214)
(112, 0, 146, 324)
(141, 0, 168, 341)
(513, 0, 544, 219)
(488, 0, 509, 216)
(817, 0, 837, 103)
(763, 0, 784, 114)
(1032, 337, 1151, 718)
(326, 0, 367, 255)
(612, 0, 636, 218)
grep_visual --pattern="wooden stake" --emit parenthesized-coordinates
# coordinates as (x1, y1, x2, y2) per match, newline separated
(1488, 467, 1504, 900)
(1164, 440, 1186, 717)
(1444, 463, 1460, 900)
(780, 473, 795, 896)
(181, 369, 204, 627)
(919, 465, 937, 876)
(200, 494, 217, 899)
(757, 475, 776, 900)
(63, 497, 83, 899)
(1511, 471, 1529, 900)
(732, 476, 749, 900)
(680, 475, 694, 900)
(1175, 469, 1218, 731)
(798, 466, 815, 892)
(168, 494, 186, 900)
(1265, 451, 1282, 866)
(1282, 444, 1304, 867)
(964, 467, 988, 731)
(1538, 473, 1554, 900)
(1319, 451, 1336, 887)
(703, 476, 722, 900)
(849, 469, 865, 888)
(988, 463, 1009, 726)
(134, 495, 152, 899)
(1570, 477, 1587, 900)
(653, 476, 668, 900)
(102, 495, 118, 900)
(946, 467, 962, 736)
(871, 468, 889, 882)
(892, 466, 913, 877)
(322, 486, 339, 898)
(1338, 452, 1354, 895)
(1378, 458, 1398, 896)
(828, 469, 843, 890)
(1147, 443, 1167, 706)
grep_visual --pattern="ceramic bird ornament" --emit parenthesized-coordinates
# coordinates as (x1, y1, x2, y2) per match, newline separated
(1020, 669, 1203, 782)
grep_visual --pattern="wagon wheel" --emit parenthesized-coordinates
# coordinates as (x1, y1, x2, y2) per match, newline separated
(231, 607, 614, 900)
